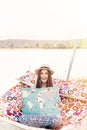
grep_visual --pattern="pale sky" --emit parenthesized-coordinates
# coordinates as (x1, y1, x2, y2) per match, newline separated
(0, 0, 87, 40)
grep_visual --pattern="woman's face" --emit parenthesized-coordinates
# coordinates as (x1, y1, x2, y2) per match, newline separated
(40, 69, 49, 83)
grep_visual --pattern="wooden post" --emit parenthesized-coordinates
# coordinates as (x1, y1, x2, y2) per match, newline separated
(66, 44, 77, 80)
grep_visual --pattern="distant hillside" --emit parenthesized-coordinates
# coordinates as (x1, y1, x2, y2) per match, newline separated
(0, 38, 87, 49)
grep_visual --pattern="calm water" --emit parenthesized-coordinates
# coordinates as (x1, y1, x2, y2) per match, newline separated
(0, 48, 87, 96)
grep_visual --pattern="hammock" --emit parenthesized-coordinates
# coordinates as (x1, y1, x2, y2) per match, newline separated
(0, 71, 87, 129)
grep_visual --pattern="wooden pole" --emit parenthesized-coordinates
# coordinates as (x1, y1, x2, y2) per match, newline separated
(66, 44, 77, 80)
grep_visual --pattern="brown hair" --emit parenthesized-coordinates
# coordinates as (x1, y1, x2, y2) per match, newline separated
(36, 69, 53, 88)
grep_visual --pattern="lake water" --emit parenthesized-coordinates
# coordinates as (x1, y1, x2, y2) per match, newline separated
(0, 48, 87, 96)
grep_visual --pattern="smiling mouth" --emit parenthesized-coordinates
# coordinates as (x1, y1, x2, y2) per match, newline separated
(41, 79, 47, 82)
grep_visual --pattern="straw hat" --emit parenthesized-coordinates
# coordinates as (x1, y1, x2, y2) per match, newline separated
(35, 64, 54, 75)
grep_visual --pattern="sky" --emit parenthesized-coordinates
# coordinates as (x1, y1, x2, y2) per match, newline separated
(0, 0, 87, 40)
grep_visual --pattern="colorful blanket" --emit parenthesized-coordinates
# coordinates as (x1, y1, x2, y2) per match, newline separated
(0, 71, 87, 129)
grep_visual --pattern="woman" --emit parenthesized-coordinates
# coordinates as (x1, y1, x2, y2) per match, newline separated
(19, 64, 62, 130)
(35, 64, 54, 88)
(35, 64, 62, 130)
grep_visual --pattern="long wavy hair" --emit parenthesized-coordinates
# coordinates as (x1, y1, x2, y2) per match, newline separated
(36, 69, 53, 88)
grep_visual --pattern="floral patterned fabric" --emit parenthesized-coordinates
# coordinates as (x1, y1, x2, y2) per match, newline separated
(0, 83, 23, 121)
(0, 73, 87, 129)
(59, 80, 87, 101)
(17, 71, 37, 88)
(59, 80, 87, 126)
